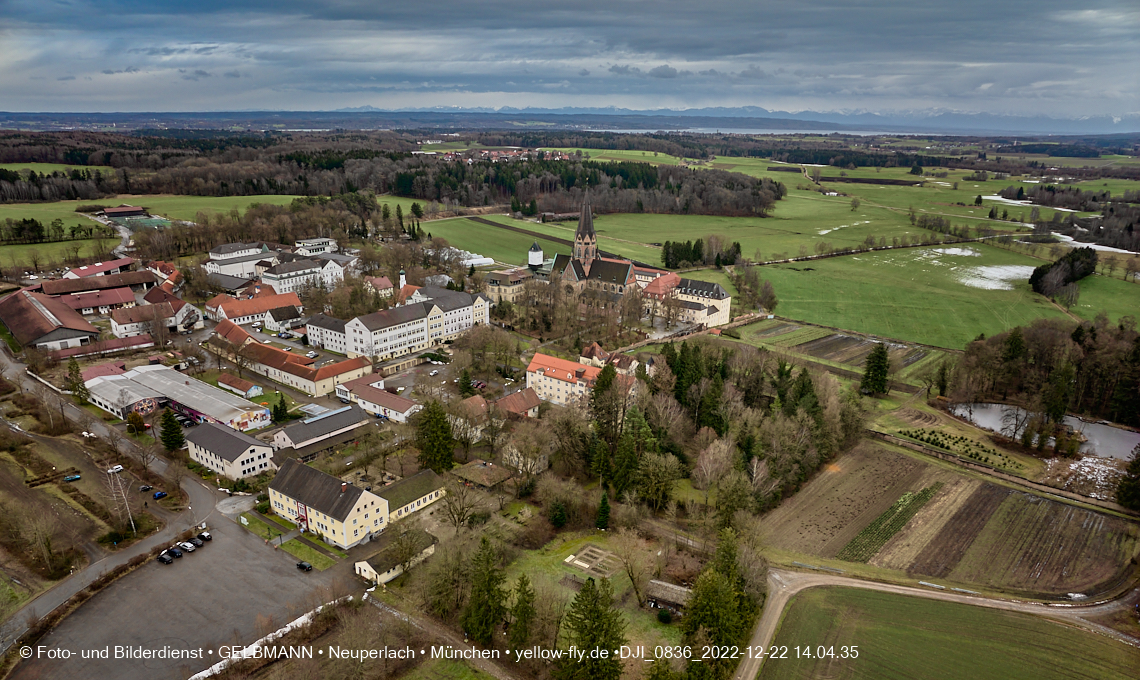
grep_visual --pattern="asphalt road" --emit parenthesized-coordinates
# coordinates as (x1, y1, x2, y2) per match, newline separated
(10, 509, 344, 680)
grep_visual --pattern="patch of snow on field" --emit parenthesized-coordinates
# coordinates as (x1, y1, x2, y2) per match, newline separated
(818, 220, 870, 236)
(956, 265, 1035, 290)
(1043, 456, 1124, 500)
(933, 247, 981, 257)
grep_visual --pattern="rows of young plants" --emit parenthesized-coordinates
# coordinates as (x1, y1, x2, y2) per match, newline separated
(837, 482, 944, 562)
(898, 428, 1022, 471)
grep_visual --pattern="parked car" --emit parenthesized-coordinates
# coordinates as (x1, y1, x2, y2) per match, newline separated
(153, 491, 168, 500)
(63, 474, 81, 482)
(139, 485, 153, 492)
(197, 531, 212, 542)
(429, 370, 439, 376)
(167, 547, 183, 558)
(306, 351, 319, 358)
(107, 465, 124, 474)
(187, 537, 204, 547)
(158, 553, 174, 565)
(296, 561, 313, 572)
(178, 541, 196, 553)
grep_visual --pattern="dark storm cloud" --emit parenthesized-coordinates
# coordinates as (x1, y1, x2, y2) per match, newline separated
(1, 1, 1136, 115)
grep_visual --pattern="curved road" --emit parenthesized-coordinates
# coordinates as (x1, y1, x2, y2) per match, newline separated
(0, 350, 221, 654)
(733, 567, 1140, 680)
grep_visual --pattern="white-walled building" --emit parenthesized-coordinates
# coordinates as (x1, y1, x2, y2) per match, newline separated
(294, 237, 338, 256)
(186, 422, 276, 479)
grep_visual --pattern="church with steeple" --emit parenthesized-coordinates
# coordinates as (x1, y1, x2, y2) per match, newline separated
(485, 190, 732, 327)
(545, 191, 637, 298)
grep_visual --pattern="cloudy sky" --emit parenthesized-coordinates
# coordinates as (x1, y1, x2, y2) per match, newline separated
(2, 1, 1137, 117)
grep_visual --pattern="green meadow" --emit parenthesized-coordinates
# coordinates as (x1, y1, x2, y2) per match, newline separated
(0, 162, 116, 175)
(0, 194, 301, 226)
(759, 587, 1139, 680)
(754, 243, 1067, 348)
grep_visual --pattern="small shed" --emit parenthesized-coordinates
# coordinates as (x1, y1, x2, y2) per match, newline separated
(451, 459, 513, 490)
(354, 530, 437, 584)
(646, 579, 692, 616)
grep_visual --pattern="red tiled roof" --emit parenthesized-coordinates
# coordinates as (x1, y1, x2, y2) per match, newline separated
(366, 276, 393, 291)
(143, 286, 187, 312)
(213, 320, 370, 384)
(526, 353, 601, 385)
(65, 258, 134, 278)
(218, 373, 257, 393)
(395, 284, 420, 304)
(81, 362, 126, 381)
(0, 290, 98, 345)
(352, 383, 419, 414)
(41, 270, 157, 296)
(57, 287, 136, 311)
(495, 387, 540, 415)
(643, 272, 680, 298)
(48, 334, 153, 360)
(217, 293, 302, 320)
(459, 395, 489, 420)
(111, 302, 174, 326)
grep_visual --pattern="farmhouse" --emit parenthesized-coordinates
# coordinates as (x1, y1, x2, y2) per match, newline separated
(269, 459, 389, 550)
(142, 286, 201, 330)
(186, 422, 276, 480)
(110, 302, 174, 338)
(354, 530, 436, 585)
(377, 469, 446, 522)
(0, 290, 99, 350)
(56, 287, 136, 316)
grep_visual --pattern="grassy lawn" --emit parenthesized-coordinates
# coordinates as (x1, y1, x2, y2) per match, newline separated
(756, 243, 1068, 348)
(279, 538, 336, 571)
(302, 533, 348, 558)
(0, 239, 116, 269)
(1072, 274, 1140, 324)
(419, 216, 568, 264)
(759, 587, 1139, 680)
(0, 162, 116, 175)
(0, 194, 300, 227)
(239, 511, 286, 542)
(402, 657, 495, 680)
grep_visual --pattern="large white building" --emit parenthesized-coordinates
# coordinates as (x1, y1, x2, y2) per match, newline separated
(310, 287, 489, 362)
(204, 243, 276, 278)
(294, 237, 338, 256)
(261, 259, 324, 294)
(525, 352, 602, 406)
(186, 422, 277, 479)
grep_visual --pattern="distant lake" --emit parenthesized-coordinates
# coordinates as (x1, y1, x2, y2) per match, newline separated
(585, 127, 917, 136)
(951, 403, 1140, 460)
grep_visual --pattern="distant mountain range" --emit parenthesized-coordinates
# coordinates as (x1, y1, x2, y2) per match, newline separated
(2, 107, 1138, 136)
(332, 105, 1140, 136)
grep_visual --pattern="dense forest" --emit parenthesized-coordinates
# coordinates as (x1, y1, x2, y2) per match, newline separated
(951, 316, 1140, 433)
(0, 131, 784, 217)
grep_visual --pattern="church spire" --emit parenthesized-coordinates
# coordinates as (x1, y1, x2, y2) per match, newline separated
(575, 188, 596, 241)
(574, 188, 597, 265)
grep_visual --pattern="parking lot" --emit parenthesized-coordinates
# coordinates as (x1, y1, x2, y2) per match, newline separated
(11, 512, 349, 680)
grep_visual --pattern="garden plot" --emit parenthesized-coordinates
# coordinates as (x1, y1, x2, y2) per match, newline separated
(563, 544, 621, 579)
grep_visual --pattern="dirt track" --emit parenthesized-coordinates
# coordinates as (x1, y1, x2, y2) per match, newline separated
(733, 567, 1140, 680)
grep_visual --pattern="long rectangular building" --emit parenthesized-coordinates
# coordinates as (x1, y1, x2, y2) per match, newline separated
(311, 287, 490, 362)
(86, 364, 270, 431)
